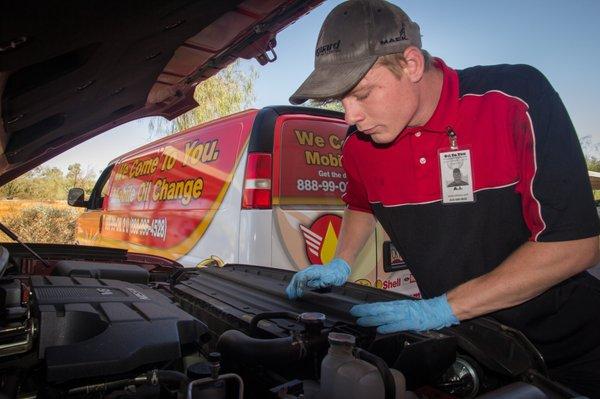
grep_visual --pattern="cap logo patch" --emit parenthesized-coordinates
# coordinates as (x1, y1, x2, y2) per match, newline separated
(315, 40, 341, 57)
(380, 24, 408, 45)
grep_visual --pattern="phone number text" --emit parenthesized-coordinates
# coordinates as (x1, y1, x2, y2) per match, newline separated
(296, 179, 347, 193)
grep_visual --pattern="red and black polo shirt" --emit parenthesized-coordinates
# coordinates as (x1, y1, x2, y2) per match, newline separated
(342, 58, 600, 366)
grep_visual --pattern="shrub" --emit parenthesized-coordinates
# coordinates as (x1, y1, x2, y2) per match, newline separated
(0, 205, 81, 244)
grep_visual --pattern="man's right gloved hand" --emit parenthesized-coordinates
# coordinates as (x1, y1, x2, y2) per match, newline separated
(286, 258, 351, 299)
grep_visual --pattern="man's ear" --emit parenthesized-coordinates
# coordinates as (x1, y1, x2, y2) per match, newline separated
(402, 46, 425, 83)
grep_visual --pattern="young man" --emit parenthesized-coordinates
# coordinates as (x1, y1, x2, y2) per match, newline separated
(286, 0, 600, 396)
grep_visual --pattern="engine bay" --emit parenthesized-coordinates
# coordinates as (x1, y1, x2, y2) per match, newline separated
(0, 244, 580, 398)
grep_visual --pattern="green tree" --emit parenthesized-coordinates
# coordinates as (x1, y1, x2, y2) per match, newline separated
(0, 164, 97, 201)
(0, 171, 31, 198)
(81, 167, 97, 195)
(39, 167, 65, 199)
(580, 135, 600, 172)
(0, 170, 37, 199)
(149, 60, 258, 137)
(66, 163, 83, 187)
(587, 157, 600, 173)
(306, 99, 345, 113)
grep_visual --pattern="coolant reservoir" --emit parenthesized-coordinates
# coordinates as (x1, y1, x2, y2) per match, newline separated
(319, 333, 406, 399)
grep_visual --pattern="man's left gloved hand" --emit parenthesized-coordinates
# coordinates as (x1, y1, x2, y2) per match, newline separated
(286, 258, 350, 299)
(350, 294, 459, 333)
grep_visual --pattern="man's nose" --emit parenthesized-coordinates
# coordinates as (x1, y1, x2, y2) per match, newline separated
(342, 98, 364, 126)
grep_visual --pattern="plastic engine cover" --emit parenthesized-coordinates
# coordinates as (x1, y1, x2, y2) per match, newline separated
(52, 260, 150, 284)
(30, 275, 209, 382)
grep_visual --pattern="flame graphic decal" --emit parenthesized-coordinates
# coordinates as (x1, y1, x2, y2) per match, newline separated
(300, 214, 342, 265)
(300, 224, 322, 258)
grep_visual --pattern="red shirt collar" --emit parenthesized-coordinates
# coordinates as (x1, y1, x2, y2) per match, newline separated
(402, 57, 459, 136)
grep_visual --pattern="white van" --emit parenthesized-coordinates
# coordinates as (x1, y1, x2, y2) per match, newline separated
(71, 106, 420, 297)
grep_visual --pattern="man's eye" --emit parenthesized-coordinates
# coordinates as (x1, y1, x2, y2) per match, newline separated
(355, 91, 370, 100)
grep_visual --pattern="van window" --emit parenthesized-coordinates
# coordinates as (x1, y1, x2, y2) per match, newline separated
(87, 165, 114, 210)
(277, 117, 348, 205)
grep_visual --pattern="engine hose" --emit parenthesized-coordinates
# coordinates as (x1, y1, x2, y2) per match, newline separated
(356, 348, 396, 399)
(249, 311, 300, 337)
(153, 370, 189, 385)
(67, 370, 189, 396)
(68, 378, 138, 395)
(217, 329, 305, 367)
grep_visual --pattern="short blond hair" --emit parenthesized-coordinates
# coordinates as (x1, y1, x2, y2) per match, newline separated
(376, 49, 433, 79)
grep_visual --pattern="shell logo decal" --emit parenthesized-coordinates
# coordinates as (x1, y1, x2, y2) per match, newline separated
(300, 214, 342, 265)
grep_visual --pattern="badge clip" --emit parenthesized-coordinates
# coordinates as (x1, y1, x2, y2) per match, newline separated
(447, 127, 458, 150)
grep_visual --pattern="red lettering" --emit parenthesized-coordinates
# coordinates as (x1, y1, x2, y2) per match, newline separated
(382, 278, 403, 290)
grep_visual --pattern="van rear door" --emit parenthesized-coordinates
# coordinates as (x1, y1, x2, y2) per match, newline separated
(269, 110, 378, 286)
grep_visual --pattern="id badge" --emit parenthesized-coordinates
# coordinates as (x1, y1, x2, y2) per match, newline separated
(438, 148, 474, 204)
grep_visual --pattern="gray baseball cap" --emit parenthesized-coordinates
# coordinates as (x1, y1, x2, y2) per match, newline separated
(289, 0, 421, 105)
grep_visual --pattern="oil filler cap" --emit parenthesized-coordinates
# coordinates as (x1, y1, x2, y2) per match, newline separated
(300, 312, 326, 324)
(328, 332, 356, 346)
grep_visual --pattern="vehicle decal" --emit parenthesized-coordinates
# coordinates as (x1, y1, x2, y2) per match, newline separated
(300, 214, 342, 265)
(272, 208, 318, 269)
(272, 117, 347, 206)
(83, 121, 253, 260)
(273, 209, 376, 285)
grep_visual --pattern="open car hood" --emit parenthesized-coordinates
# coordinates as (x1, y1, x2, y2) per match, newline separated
(0, 0, 323, 185)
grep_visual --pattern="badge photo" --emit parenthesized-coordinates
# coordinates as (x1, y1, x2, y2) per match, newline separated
(438, 149, 474, 204)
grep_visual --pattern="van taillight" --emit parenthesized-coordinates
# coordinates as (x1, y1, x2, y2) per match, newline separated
(242, 152, 272, 209)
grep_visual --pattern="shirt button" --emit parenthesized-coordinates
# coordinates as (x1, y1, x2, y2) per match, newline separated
(419, 157, 427, 165)
(415, 131, 422, 137)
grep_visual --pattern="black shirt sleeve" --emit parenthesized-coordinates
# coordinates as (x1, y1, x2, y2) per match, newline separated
(522, 68, 600, 241)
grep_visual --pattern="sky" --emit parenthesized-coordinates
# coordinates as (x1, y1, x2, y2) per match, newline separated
(44, 0, 600, 175)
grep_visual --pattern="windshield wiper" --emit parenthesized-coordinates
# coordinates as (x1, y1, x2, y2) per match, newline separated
(0, 222, 50, 268)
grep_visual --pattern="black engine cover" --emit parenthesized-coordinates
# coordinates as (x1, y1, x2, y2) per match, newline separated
(30, 275, 208, 382)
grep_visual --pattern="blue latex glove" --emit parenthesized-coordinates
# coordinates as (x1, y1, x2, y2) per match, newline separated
(286, 258, 351, 299)
(350, 294, 459, 333)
